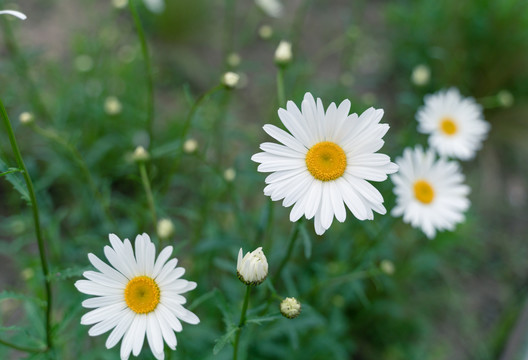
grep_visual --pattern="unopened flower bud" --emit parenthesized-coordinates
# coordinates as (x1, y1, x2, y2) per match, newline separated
(280, 297, 301, 319)
(111, 0, 128, 9)
(237, 247, 268, 286)
(19, 112, 34, 125)
(222, 72, 240, 89)
(104, 96, 122, 115)
(224, 168, 236, 182)
(380, 259, 395, 275)
(411, 64, 430, 86)
(132, 146, 149, 162)
(255, 0, 283, 18)
(497, 90, 514, 108)
(226, 53, 241, 68)
(157, 218, 175, 240)
(183, 138, 198, 154)
(258, 25, 273, 39)
(274, 40, 292, 66)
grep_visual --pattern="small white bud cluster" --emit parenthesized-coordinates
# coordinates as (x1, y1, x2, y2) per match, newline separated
(222, 72, 240, 89)
(280, 297, 301, 319)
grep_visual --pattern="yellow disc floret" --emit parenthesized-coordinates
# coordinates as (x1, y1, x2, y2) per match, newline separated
(305, 141, 347, 181)
(440, 117, 457, 135)
(413, 179, 435, 204)
(124, 276, 160, 314)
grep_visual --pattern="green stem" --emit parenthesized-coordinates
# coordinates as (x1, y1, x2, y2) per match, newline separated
(0, 99, 53, 351)
(0, 338, 46, 354)
(138, 161, 157, 231)
(30, 124, 115, 227)
(276, 67, 286, 108)
(233, 286, 251, 360)
(128, 0, 155, 147)
(272, 221, 302, 285)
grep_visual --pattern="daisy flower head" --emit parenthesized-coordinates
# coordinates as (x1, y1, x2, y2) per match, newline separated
(391, 146, 471, 239)
(416, 88, 490, 160)
(251, 92, 399, 235)
(75, 233, 199, 360)
(237, 247, 268, 286)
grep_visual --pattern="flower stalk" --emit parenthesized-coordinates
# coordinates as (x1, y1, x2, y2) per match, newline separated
(0, 98, 53, 351)
(233, 285, 251, 360)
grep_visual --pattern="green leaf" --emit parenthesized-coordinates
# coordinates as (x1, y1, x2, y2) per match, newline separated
(0, 168, 23, 177)
(0, 291, 46, 308)
(46, 266, 90, 282)
(0, 158, 29, 203)
(300, 222, 312, 259)
(212, 326, 238, 355)
(246, 314, 282, 325)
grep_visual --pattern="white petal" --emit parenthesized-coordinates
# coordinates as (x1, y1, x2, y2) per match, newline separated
(0, 10, 26, 19)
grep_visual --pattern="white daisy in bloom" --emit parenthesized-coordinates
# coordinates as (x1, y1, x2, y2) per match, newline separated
(0, 10, 27, 19)
(75, 233, 199, 360)
(391, 146, 470, 239)
(416, 88, 490, 160)
(251, 92, 398, 235)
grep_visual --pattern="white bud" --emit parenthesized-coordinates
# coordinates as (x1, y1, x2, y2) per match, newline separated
(258, 25, 273, 39)
(255, 0, 283, 18)
(19, 112, 34, 125)
(411, 64, 431, 86)
(223, 168, 236, 182)
(237, 247, 268, 286)
(226, 53, 241, 68)
(157, 218, 175, 240)
(222, 72, 240, 89)
(104, 96, 122, 115)
(380, 259, 395, 275)
(111, 0, 128, 9)
(132, 146, 149, 162)
(183, 138, 198, 153)
(280, 297, 301, 319)
(497, 90, 513, 108)
(274, 40, 292, 65)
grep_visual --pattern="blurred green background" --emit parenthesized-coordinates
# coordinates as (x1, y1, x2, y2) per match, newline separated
(1, 0, 528, 359)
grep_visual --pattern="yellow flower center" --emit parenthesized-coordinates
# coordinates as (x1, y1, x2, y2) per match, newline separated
(305, 141, 347, 181)
(124, 276, 160, 314)
(413, 179, 435, 204)
(440, 117, 457, 135)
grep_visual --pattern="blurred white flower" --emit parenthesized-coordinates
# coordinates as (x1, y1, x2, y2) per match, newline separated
(258, 24, 273, 39)
(132, 146, 149, 162)
(221, 71, 240, 88)
(104, 96, 122, 115)
(252, 93, 398, 235)
(391, 146, 470, 239)
(274, 40, 292, 65)
(223, 168, 236, 182)
(255, 0, 283, 18)
(237, 247, 268, 285)
(157, 218, 175, 240)
(143, 0, 165, 13)
(75, 233, 199, 360)
(183, 138, 198, 154)
(19, 112, 34, 125)
(0, 10, 26, 20)
(411, 64, 430, 86)
(417, 88, 490, 161)
(280, 297, 301, 319)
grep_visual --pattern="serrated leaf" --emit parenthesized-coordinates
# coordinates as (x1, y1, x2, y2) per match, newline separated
(212, 326, 238, 355)
(0, 291, 46, 307)
(0, 158, 29, 203)
(300, 222, 312, 259)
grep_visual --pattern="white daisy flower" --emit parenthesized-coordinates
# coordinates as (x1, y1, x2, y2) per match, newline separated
(391, 146, 470, 239)
(251, 92, 398, 235)
(0, 10, 27, 19)
(416, 88, 490, 160)
(75, 233, 199, 360)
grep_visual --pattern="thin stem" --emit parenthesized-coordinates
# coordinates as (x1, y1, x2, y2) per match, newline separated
(138, 161, 157, 230)
(0, 99, 52, 351)
(272, 221, 302, 285)
(128, 0, 154, 147)
(30, 124, 115, 227)
(276, 67, 286, 108)
(233, 286, 251, 360)
(180, 85, 223, 144)
(0, 338, 46, 354)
